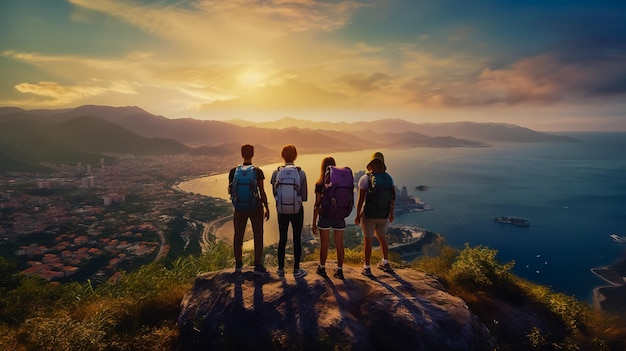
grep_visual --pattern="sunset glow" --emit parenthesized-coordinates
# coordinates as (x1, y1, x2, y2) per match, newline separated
(238, 70, 267, 87)
(1, 0, 625, 131)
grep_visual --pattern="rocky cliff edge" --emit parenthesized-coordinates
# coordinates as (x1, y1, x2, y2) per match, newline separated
(178, 261, 494, 350)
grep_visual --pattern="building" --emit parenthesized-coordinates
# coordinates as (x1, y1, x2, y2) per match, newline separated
(103, 193, 125, 205)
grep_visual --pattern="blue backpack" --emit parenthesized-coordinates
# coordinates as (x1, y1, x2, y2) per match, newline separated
(230, 165, 260, 211)
(363, 171, 394, 219)
(320, 166, 354, 219)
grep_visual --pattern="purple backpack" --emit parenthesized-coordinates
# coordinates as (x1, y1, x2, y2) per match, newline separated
(320, 166, 354, 219)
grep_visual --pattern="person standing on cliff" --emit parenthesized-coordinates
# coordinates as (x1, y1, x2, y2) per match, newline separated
(270, 144, 308, 279)
(312, 156, 348, 280)
(354, 152, 395, 276)
(228, 144, 270, 275)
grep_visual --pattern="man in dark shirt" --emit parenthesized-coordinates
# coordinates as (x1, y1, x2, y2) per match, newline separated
(228, 144, 270, 275)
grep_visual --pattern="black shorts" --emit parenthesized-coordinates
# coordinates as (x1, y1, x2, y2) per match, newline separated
(317, 216, 346, 230)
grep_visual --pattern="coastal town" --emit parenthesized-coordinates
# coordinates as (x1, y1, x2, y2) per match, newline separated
(0, 154, 234, 283)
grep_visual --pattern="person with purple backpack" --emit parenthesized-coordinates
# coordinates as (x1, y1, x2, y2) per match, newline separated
(312, 157, 354, 280)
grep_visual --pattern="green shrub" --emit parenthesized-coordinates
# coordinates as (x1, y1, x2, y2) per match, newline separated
(449, 243, 515, 289)
(1, 275, 81, 325)
(411, 245, 458, 281)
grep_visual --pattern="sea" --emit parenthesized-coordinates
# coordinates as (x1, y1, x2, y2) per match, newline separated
(178, 132, 626, 302)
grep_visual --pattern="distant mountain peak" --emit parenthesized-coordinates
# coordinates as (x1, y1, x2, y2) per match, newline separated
(70, 104, 151, 116)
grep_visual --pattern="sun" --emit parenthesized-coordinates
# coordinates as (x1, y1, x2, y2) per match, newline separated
(237, 70, 266, 87)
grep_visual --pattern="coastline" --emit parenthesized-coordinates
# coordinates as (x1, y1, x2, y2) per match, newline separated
(171, 138, 626, 302)
(590, 266, 626, 313)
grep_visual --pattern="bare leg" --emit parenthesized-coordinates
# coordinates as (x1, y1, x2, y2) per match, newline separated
(375, 230, 389, 261)
(363, 235, 373, 266)
(334, 230, 345, 268)
(319, 229, 330, 266)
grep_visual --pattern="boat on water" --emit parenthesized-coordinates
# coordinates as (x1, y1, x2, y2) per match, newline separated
(493, 216, 530, 227)
(610, 233, 626, 243)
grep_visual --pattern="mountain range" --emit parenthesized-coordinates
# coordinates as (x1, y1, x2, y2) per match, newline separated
(227, 116, 575, 143)
(0, 105, 575, 172)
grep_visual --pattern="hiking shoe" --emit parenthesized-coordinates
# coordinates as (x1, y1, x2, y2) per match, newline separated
(277, 268, 285, 277)
(316, 265, 327, 277)
(253, 265, 269, 276)
(333, 269, 345, 280)
(235, 261, 243, 273)
(377, 261, 393, 273)
(361, 266, 373, 277)
(294, 268, 308, 279)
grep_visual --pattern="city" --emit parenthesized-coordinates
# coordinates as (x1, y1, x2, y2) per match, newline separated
(0, 154, 235, 284)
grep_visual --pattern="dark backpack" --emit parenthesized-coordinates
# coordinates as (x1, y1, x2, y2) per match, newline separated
(230, 165, 260, 211)
(320, 166, 354, 219)
(363, 171, 394, 219)
(274, 165, 302, 214)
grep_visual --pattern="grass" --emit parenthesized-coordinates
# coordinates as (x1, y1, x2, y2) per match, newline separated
(0, 240, 233, 351)
(412, 243, 626, 351)
(1, 241, 625, 351)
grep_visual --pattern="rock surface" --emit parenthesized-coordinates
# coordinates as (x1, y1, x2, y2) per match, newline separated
(178, 262, 494, 350)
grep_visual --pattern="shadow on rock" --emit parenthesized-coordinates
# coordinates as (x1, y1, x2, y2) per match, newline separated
(178, 262, 494, 350)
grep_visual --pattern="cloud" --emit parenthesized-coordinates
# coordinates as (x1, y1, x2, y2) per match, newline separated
(254, 0, 368, 32)
(476, 53, 626, 104)
(8, 80, 136, 106)
(198, 78, 350, 112)
(398, 52, 626, 108)
(67, 0, 368, 50)
(2, 50, 149, 79)
(352, 41, 385, 54)
(334, 72, 393, 94)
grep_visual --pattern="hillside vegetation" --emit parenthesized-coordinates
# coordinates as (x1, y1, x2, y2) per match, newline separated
(1, 240, 625, 351)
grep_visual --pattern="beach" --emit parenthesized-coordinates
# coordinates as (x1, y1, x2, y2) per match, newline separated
(591, 266, 626, 313)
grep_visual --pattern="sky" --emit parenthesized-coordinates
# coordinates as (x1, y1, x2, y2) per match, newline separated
(1, 0, 625, 131)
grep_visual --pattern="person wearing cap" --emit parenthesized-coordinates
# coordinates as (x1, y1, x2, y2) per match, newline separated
(354, 152, 395, 276)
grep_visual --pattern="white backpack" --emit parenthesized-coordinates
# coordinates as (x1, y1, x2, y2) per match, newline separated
(274, 165, 302, 214)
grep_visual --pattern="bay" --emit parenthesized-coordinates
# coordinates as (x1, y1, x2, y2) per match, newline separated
(179, 132, 626, 301)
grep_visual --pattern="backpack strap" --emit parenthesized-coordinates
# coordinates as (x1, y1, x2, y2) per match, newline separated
(367, 171, 375, 192)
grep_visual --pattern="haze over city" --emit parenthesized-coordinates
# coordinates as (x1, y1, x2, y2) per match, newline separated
(1, 0, 625, 131)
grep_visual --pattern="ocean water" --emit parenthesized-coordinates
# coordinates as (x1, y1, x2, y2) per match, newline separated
(179, 132, 626, 301)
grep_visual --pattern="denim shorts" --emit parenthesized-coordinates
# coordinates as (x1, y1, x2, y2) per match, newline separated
(317, 216, 346, 230)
